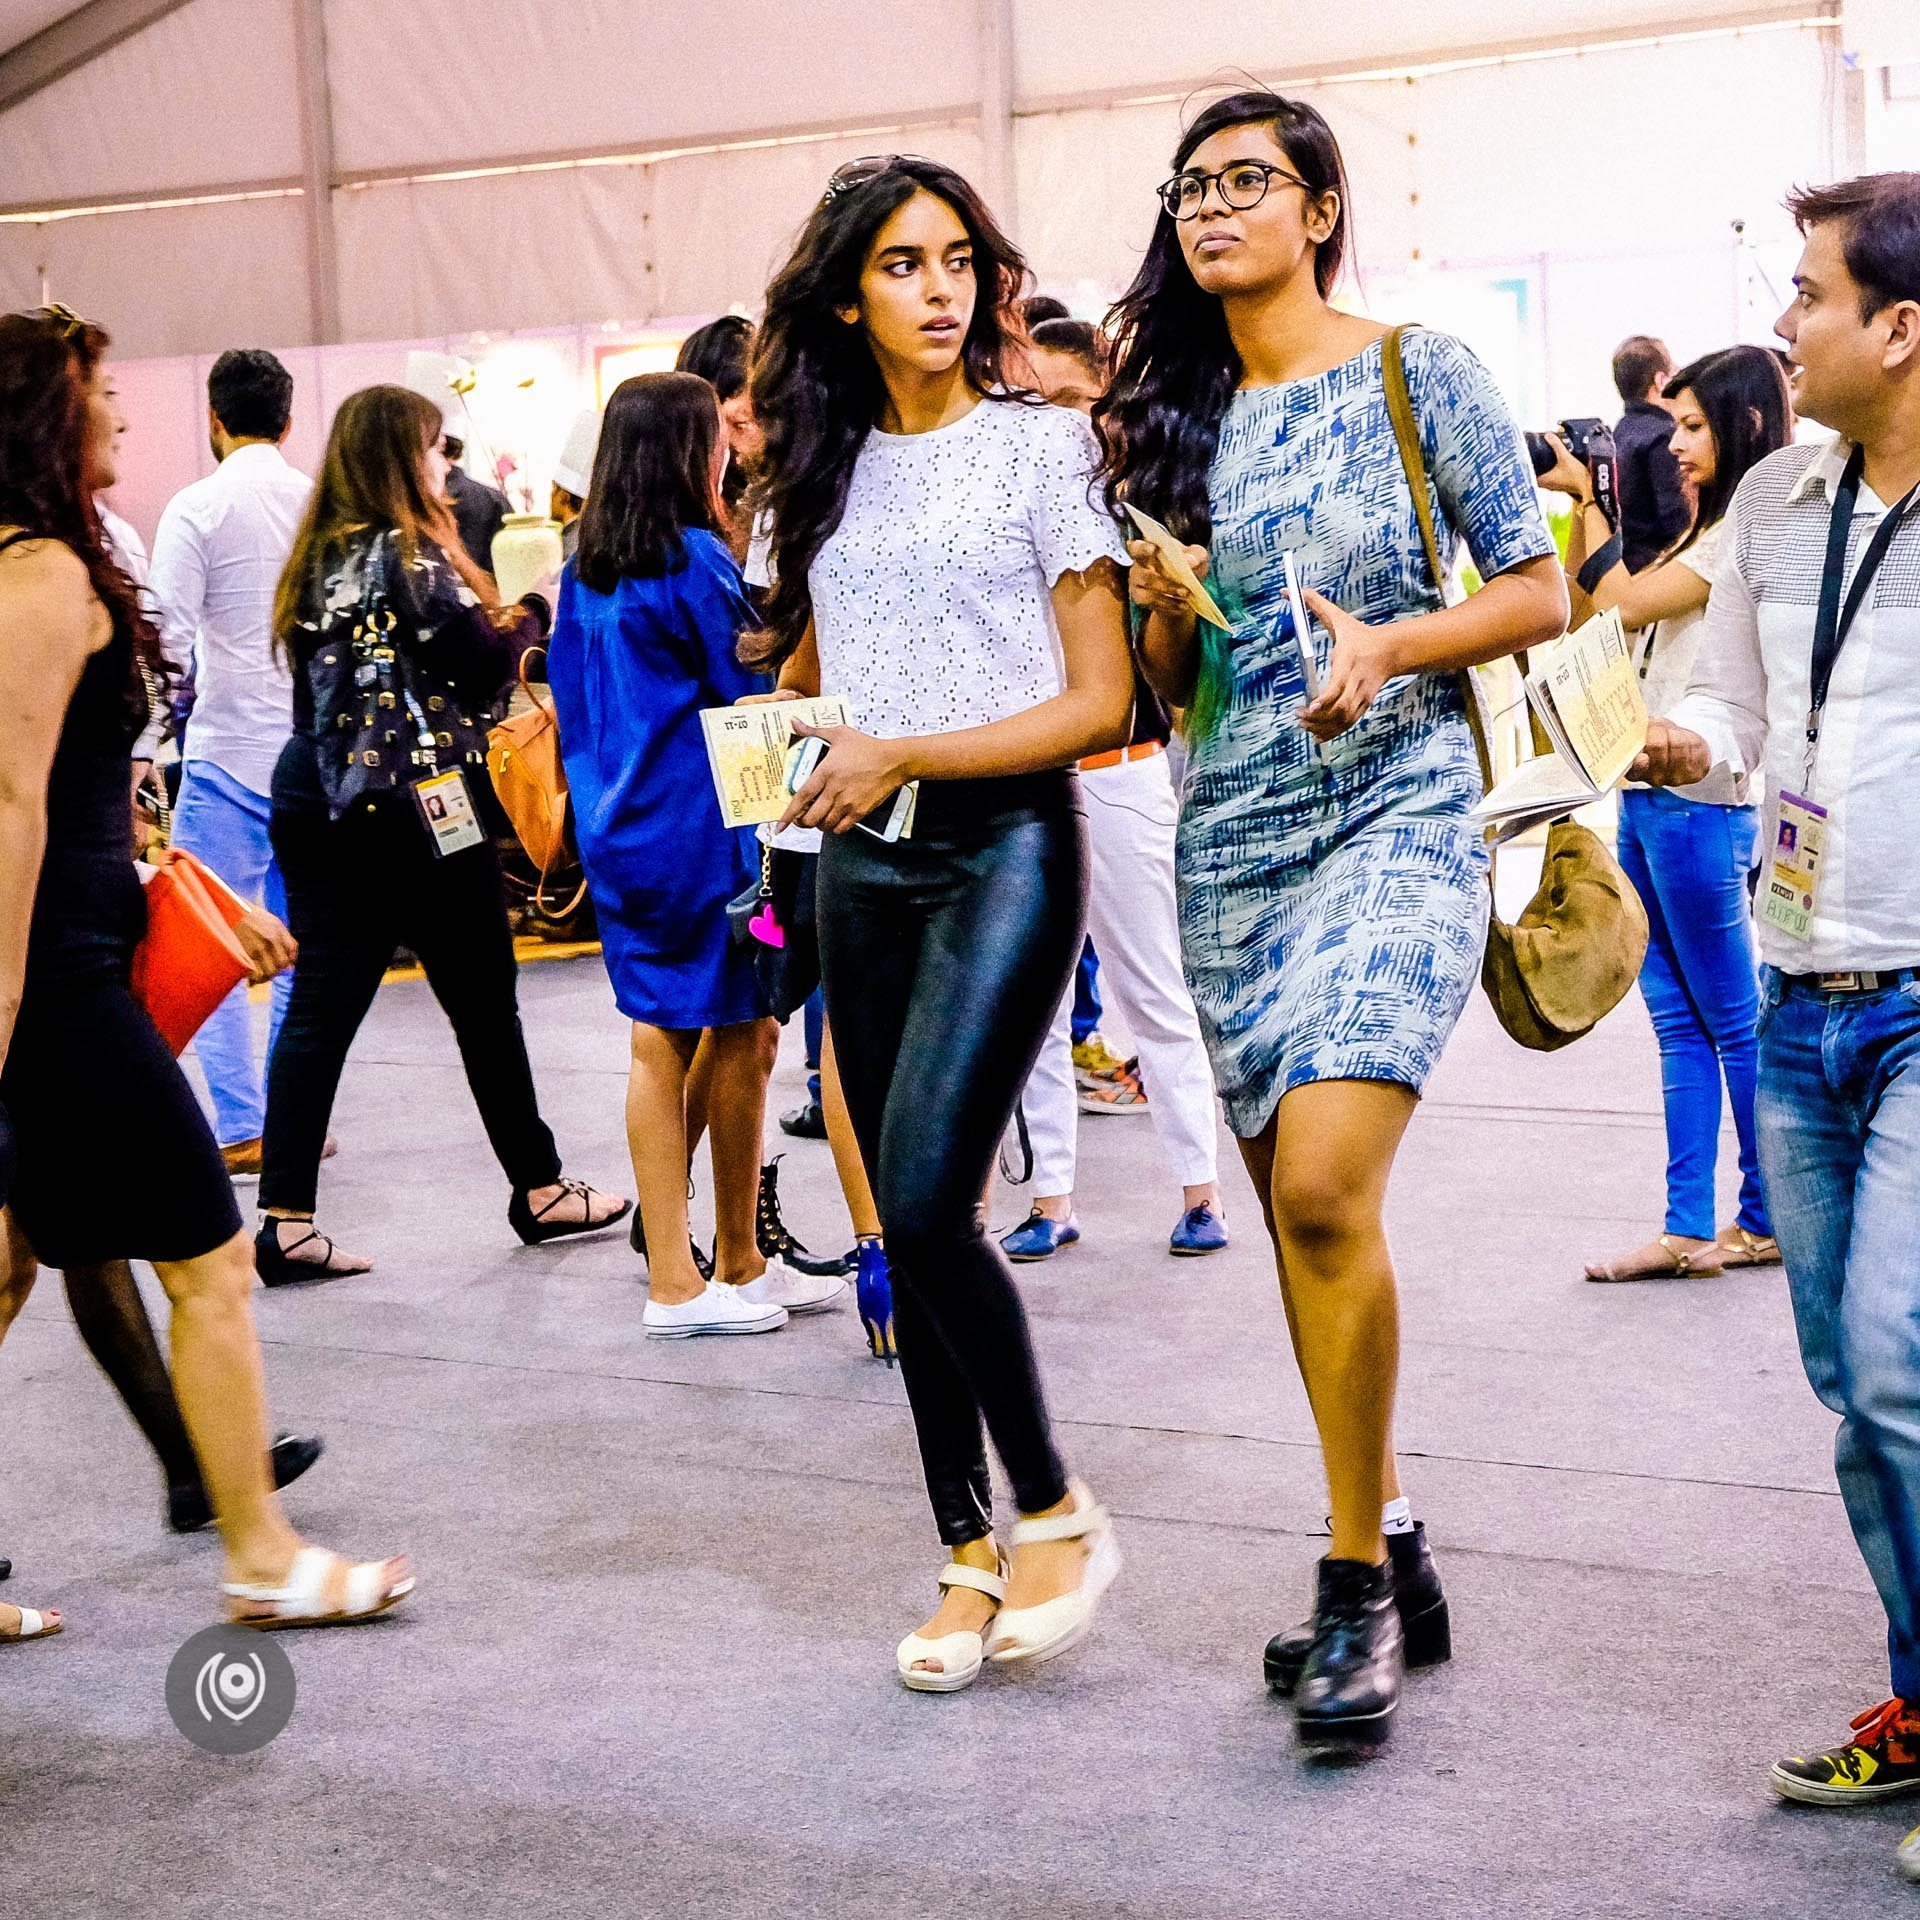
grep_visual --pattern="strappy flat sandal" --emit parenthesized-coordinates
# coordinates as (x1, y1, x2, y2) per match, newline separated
(984, 1480, 1122, 1668)
(1584, 1233, 1725, 1283)
(254, 1218, 370, 1288)
(508, 1178, 632, 1247)
(896, 1553, 1008, 1693)
(225, 1546, 414, 1631)
(1716, 1226, 1782, 1269)
(1, 1601, 62, 1643)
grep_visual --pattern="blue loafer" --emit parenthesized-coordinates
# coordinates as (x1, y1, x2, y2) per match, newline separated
(1001, 1211, 1081, 1263)
(1169, 1204, 1229, 1257)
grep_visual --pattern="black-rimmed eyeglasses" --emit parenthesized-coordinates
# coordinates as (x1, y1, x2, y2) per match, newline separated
(1156, 161, 1311, 222)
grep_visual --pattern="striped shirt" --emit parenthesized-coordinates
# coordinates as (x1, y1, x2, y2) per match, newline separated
(1670, 436, 1920, 972)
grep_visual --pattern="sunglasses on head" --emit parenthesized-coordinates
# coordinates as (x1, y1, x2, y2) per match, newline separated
(819, 154, 938, 207)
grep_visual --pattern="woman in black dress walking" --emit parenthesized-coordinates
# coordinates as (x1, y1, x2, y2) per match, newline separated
(0, 305, 410, 1634)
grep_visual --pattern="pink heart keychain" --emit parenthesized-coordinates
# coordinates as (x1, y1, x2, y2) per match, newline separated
(748, 903, 786, 949)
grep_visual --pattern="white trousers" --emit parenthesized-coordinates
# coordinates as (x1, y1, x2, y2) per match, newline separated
(1023, 751, 1221, 1196)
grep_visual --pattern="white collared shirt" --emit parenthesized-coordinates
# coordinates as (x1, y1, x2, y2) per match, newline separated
(147, 442, 312, 795)
(1669, 435, 1920, 971)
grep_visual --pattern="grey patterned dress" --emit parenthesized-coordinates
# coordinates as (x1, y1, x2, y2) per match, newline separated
(1177, 330, 1554, 1136)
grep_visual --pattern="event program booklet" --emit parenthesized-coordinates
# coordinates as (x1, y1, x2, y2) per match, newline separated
(1468, 608, 1648, 841)
(702, 696, 854, 828)
(699, 696, 918, 840)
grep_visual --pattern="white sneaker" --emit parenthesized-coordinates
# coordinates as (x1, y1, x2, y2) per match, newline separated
(1899, 1826, 1920, 1883)
(643, 1279, 789, 1338)
(737, 1255, 848, 1317)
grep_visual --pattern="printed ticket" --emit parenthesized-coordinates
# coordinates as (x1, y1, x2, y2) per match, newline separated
(1122, 502, 1232, 631)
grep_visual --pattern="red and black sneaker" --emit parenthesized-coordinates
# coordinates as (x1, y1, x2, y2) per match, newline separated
(1771, 1698, 1920, 1805)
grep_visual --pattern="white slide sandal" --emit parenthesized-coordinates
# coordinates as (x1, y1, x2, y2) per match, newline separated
(984, 1480, 1121, 1668)
(897, 1556, 1009, 1693)
(223, 1546, 415, 1631)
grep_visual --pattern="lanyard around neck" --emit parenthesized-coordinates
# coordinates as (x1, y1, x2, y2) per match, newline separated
(1807, 443, 1920, 781)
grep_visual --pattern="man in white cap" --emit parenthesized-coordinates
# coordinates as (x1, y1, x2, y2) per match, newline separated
(551, 408, 601, 562)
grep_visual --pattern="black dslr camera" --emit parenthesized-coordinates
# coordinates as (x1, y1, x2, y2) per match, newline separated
(1527, 417, 1619, 525)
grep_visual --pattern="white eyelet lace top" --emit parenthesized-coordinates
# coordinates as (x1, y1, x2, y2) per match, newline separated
(807, 398, 1128, 741)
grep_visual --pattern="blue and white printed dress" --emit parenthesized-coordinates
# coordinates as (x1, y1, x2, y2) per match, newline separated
(1177, 329, 1554, 1136)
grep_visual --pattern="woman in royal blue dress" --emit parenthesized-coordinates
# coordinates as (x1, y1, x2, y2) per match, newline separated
(1098, 91, 1567, 1752)
(547, 373, 843, 1338)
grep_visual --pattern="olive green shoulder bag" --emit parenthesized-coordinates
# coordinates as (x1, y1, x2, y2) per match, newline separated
(1380, 324, 1648, 1052)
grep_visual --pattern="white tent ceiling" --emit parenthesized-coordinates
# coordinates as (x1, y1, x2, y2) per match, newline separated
(0, 0, 1905, 375)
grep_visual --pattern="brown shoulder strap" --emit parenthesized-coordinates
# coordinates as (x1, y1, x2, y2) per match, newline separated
(1382, 326, 1497, 789)
(1382, 326, 1449, 604)
(1381, 325, 1551, 780)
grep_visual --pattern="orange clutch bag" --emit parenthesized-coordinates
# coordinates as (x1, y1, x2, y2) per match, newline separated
(131, 848, 252, 1056)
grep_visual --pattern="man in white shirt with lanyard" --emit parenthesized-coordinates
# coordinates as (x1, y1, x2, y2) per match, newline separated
(1638, 171, 1920, 1858)
(148, 350, 313, 1173)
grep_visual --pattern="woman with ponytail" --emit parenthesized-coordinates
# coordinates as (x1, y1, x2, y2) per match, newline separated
(1098, 92, 1567, 1753)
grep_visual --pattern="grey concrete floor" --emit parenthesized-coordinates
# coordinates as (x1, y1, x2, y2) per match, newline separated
(2, 944, 1912, 1918)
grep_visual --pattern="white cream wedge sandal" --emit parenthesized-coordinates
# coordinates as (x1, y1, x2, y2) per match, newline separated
(896, 1555, 1008, 1693)
(1, 1602, 61, 1643)
(224, 1546, 415, 1631)
(984, 1480, 1120, 1667)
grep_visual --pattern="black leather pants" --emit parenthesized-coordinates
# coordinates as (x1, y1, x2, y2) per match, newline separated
(818, 771, 1087, 1545)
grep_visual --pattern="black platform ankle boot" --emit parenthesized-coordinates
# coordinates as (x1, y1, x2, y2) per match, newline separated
(1292, 1556, 1403, 1757)
(1265, 1522, 1450, 1696)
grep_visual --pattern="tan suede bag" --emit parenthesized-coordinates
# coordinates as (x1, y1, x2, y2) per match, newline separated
(1381, 326, 1649, 1052)
(486, 646, 588, 918)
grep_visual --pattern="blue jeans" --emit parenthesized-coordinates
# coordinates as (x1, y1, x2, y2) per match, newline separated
(1757, 970, 1920, 1697)
(1071, 938, 1102, 1046)
(803, 989, 824, 1106)
(1615, 788, 1768, 1240)
(169, 761, 291, 1146)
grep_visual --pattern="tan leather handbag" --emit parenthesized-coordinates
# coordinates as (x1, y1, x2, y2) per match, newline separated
(485, 647, 587, 918)
(1381, 325, 1648, 1052)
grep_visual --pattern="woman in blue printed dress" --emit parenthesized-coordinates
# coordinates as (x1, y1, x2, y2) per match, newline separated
(1097, 91, 1567, 1753)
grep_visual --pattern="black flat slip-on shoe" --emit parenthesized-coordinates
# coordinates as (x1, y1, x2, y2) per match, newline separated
(1266, 1522, 1450, 1696)
(1293, 1556, 1404, 1760)
(628, 1209, 714, 1282)
(508, 1179, 631, 1247)
(758, 1158, 856, 1278)
(168, 1433, 326, 1535)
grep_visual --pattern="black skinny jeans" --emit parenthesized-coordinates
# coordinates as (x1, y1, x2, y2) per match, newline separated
(817, 770, 1088, 1546)
(259, 801, 563, 1214)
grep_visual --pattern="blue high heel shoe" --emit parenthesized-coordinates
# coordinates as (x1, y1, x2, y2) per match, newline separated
(856, 1238, 895, 1365)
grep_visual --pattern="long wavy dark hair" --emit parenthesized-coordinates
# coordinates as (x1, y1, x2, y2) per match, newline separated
(0, 308, 163, 716)
(1094, 91, 1351, 546)
(575, 372, 727, 589)
(749, 155, 1030, 663)
(1660, 345, 1792, 554)
(273, 384, 496, 652)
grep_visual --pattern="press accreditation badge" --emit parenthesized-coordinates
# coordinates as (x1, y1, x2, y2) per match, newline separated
(412, 769, 485, 858)
(1760, 791, 1827, 941)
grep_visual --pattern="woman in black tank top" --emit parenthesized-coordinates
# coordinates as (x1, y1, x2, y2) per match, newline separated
(0, 307, 411, 1636)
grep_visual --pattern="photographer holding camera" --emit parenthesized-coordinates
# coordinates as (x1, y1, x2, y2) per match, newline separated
(1539, 346, 1792, 1285)
(1610, 335, 1694, 570)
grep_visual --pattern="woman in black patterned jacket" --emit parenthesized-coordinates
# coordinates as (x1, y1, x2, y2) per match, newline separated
(254, 384, 627, 1284)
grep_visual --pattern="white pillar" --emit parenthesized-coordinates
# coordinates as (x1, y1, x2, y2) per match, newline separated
(980, 0, 1017, 236)
(293, 0, 342, 345)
